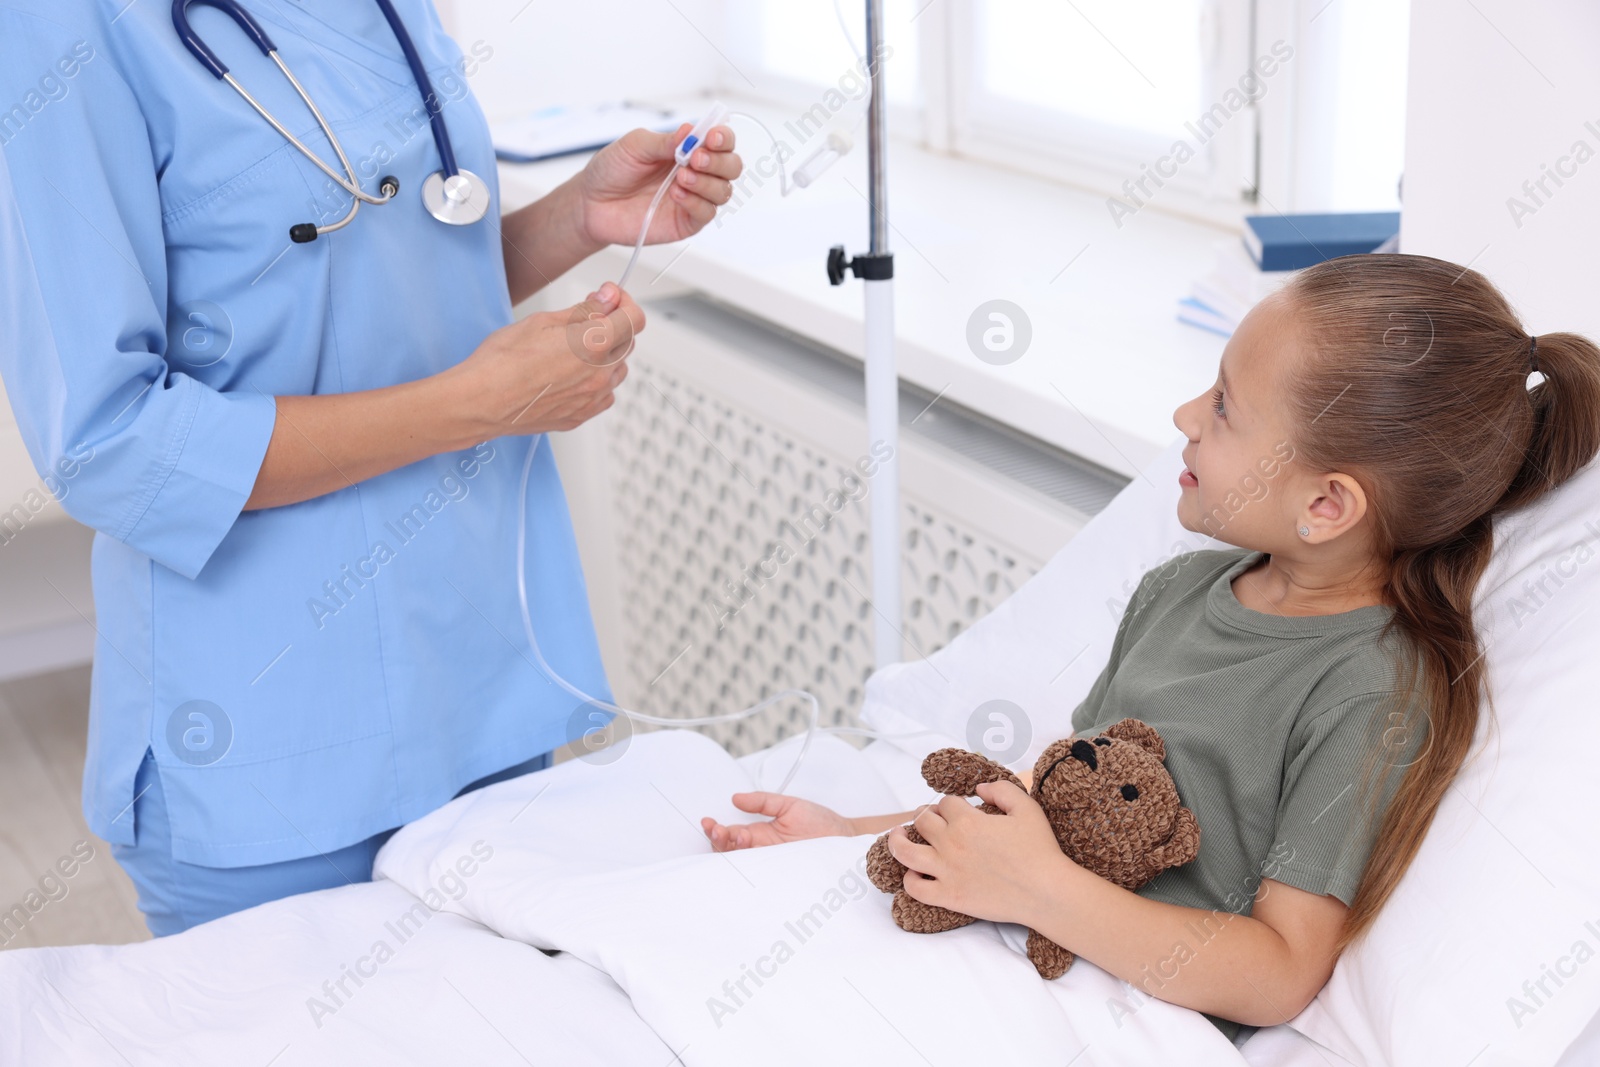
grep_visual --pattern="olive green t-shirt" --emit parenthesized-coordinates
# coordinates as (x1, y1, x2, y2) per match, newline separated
(1071, 549, 1426, 1043)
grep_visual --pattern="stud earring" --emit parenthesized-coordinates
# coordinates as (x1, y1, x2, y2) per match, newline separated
(1298, 526, 1310, 537)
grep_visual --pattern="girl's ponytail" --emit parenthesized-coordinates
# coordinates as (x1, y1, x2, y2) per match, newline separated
(1498, 331, 1600, 513)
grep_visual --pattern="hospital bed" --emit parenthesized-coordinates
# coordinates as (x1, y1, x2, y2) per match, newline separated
(3, 440, 1597, 1066)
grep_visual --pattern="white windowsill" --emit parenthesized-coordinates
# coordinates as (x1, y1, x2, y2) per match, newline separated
(495, 95, 1234, 479)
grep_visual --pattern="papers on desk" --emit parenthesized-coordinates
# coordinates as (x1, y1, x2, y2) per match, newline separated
(1177, 238, 1299, 338)
(492, 103, 688, 163)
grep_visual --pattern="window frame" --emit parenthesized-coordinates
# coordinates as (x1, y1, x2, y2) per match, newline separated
(714, 0, 1292, 230)
(717, 1, 930, 148)
(942, 0, 1258, 228)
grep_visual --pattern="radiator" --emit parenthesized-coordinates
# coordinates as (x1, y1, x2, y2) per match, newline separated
(553, 292, 1128, 757)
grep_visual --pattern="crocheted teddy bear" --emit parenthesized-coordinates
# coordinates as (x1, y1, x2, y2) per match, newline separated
(864, 718, 1201, 979)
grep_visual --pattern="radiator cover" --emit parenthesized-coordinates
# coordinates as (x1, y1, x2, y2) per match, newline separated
(563, 294, 1126, 757)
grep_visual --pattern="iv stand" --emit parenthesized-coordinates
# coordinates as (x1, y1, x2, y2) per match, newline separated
(827, 0, 900, 668)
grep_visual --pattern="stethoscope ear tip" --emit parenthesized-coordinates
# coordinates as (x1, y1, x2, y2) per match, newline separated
(289, 223, 320, 244)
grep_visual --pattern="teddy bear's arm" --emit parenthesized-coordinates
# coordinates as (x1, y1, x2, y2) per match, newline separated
(921, 748, 1027, 796)
(1144, 806, 1201, 874)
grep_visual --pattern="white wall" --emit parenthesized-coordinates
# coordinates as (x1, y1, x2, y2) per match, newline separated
(1401, 0, 1600, 340)
(435, 0, 727, 122)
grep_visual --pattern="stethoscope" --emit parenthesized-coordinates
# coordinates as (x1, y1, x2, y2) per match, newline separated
(172, 0, 491, 244)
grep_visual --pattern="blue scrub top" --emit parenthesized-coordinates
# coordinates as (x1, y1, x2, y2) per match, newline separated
(0, 0, 611, 867)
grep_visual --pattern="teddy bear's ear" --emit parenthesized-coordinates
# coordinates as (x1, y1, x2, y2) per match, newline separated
(1102, 718, 1165, 760)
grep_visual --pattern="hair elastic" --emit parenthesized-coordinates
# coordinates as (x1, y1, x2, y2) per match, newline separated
(1529, 335, 1540, 374)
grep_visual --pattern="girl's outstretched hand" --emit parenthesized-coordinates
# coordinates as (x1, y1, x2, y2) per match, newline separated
(701, 793, 855, 852)
(886, 780, 1069, 926)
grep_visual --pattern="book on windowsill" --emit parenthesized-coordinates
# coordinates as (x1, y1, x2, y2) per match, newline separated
(1242, 210, 1401, 271)
(1176, 238, 1301, 338)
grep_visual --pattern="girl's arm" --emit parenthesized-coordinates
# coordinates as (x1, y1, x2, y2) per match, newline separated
(888, 781, 1347, 1027)
(847, 809, 927, 836)
(705, 770, 1039, 851)
(1024, 859, 1347, 1025)
(702, 794, 931, 850)
(848, 768, 1037, 835)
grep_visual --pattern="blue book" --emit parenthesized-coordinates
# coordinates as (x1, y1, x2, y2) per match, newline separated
(1242, 212, 1400, 272)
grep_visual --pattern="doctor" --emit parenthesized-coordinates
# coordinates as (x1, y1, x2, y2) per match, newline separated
(0, 0, 740, 933)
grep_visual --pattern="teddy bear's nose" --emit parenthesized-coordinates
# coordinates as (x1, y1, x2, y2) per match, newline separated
(1068, 738, 1098, 771)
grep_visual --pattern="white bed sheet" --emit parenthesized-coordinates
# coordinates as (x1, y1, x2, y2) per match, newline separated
(0, 719, 1366, 1067)
(0, 878, 672, 1066)
(17, 720, 1577, 1066)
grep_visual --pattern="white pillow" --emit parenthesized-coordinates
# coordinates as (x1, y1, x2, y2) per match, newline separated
(861, 437, 1600, 1067)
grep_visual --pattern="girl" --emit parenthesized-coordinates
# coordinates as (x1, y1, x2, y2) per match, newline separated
(700, 254, 1600, 1039)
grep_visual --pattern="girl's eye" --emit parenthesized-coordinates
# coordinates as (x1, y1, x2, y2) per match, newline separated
(1210, 387, 1227, 420)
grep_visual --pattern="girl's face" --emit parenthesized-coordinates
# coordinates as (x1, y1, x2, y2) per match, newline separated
(1171, 291, 1307, 551)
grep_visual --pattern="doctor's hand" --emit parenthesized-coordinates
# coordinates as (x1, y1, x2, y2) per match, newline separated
(578, 123, 743, 248)
(701, 793, 855, 852)
(450, 284, 644, 438)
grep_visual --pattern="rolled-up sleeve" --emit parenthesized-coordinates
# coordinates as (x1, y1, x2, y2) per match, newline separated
(0, 11, 275, 580)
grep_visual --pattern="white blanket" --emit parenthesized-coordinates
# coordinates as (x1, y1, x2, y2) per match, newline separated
(372, 728, 1249, 1066)
(0, 878, 673, 1066)
(0, 725, 1349, 1066)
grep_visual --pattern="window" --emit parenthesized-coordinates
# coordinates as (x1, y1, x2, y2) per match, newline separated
(724, 0, 922, 113)
(973, 1, 1207, 145)
(1310, 0, 1409, 210)
(719, 0, 1410, 224)
(951, 0, 1249, 217)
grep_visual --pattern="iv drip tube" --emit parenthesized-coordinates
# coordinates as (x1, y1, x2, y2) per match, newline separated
(515, 437, 932, 793)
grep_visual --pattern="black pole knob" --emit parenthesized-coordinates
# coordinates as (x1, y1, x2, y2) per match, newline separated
(827, 244, 849, 286)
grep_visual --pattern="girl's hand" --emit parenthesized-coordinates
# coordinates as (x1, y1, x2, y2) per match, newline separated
(886, 780, 1070, 927)
(701, 793, 855, 852)
(578, 124, 743, 248)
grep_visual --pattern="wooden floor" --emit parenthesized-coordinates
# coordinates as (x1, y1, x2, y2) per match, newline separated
(0, 665, 149, 951)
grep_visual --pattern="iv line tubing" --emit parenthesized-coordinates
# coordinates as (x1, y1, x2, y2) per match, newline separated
(515, 437, 935, 793)
(615, 109, 793, 292)
(615, 161, 680, 292)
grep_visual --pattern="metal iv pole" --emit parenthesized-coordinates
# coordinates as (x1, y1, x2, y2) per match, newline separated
(827, 0, 900, 669)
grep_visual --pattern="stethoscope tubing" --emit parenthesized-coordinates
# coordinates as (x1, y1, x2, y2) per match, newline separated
(171, 0, 473, 238)
(370, 0, 459, 179)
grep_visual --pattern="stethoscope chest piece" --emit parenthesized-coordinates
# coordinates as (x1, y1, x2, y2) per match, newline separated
(422, 169, 490, 226)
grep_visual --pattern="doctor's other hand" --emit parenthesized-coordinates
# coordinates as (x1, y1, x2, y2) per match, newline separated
(449, 284, 644, 438)
(701, 793, 855, 852)
(578, 123, 742, 247)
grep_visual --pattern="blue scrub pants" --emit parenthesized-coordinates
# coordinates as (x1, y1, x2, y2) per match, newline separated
(112, 749, 554, 936)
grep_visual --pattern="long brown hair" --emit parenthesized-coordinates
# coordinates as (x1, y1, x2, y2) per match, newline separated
(1282, 254, 1600, 954)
